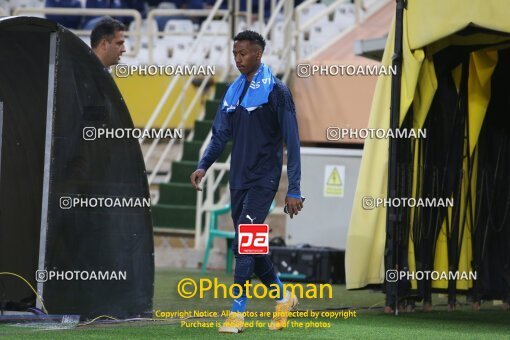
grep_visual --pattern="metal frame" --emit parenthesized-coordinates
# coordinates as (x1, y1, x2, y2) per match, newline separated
(0, 103, 3, 185)
(386, 0, 405, 316)
(36, 31, 57, 309)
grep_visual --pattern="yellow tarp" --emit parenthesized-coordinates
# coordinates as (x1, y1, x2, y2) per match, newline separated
(114, 75, 211, 129)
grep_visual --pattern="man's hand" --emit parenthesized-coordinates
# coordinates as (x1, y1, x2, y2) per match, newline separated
(190, 169, 206, 191)
(285, 196, 304, 219)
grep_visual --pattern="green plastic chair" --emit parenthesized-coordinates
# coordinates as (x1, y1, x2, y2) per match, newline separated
(201, 201, 275, 274)
(201, 204, 234, 274)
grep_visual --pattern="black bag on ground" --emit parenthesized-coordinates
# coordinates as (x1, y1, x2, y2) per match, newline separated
(269, 245, 345, 284)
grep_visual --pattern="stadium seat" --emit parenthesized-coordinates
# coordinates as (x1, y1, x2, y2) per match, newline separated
(0, 0, 10, 16)
(163, 18, 195, 37)
(251, 0, 271, 19)
(152, 42, 169, 64)
(203, 20, 228, 45)
(299, 40, 314, 58)
(261, 41, 282, 72)
(248, 20, 263, 33)
(309, 20, 340, 51)
(334, 3, 355, 29)
(10, 0, 43, 11)
(162, 20, 194, 50)
(159, 19, 196, 63)
(10, 0, 38, 10)
(123, 34, 132, 52)
(121, 49, 139, 65)
(234, 19, 247, 34)
(299, 3, 327, 24)
(134, 47, 149, 64)
(154, 1, 177, 31)
(45, 0, 82, 29)
(263, 55, 281, 74)
(201, 20, 231, 66)
(201, 20, 230, 65)
(201, 204, 234, 274)
(166, 40, 208, 65)
(129, 19, 159, 50)
(271, 20, 295, 54)
(158, 1, 178, 7)
(13, 0, 45, 17)
(205, 40, 228, 66)
(158, 39, 191, 64)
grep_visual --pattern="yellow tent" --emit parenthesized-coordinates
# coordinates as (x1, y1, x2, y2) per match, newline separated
(346, 0, 510, 307)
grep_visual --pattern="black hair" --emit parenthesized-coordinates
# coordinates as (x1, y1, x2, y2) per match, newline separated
(90, 17, 126, 49)
(234, 30, 266, 52)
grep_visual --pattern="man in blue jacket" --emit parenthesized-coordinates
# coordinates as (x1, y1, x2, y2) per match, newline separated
(190, 30, 303, 333)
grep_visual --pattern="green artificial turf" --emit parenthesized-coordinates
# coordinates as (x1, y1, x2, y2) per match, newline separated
(1, 269, 509, 339)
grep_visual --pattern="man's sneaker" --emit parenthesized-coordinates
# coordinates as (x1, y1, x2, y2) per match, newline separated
(268, 292, 299, 331)
(218, 311, 245, 333)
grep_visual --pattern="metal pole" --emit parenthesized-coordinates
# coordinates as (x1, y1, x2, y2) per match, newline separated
(0, 102, 3, 186)
(354, 0, 362, 24)
(286, 0, 294, 74)
(386, 0, 405, 316)
(36, 31, 58, 310)
(270, 0, 276, 40)
(247, 0, 252, 26)
(233, 0, 239, 36)
(259, 0, 264, 32)
(228, 0, 235, 76)
(295, 6, 301, 62)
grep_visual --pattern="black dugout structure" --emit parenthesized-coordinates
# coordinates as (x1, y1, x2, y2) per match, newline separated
(386, 1, 510, 311)
(346, 0, 510, 313)
(0, 16, 154, 319)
